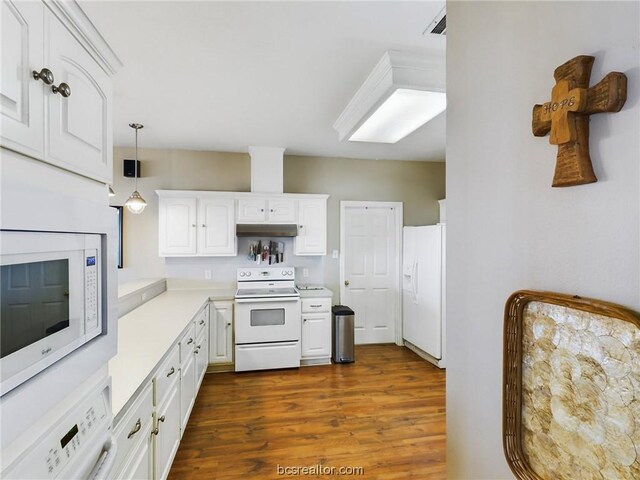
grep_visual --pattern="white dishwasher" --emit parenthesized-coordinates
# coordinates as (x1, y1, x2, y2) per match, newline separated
(1, 378, 117, 480)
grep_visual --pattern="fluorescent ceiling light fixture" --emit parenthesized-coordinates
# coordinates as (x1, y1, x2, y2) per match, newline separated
(333, 50, 445, 144)
(349, 89, 446, 143)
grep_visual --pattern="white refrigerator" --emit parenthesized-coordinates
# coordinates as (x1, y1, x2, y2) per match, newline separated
(402, 224, 446, 368)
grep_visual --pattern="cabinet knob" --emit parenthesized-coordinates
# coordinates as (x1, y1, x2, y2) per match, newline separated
(299, 225, 304, 229)
(151, 427, 159, 436)
(270, 209, 274, 212)
(32, 68, 54, 85)
(226, 322, 231, 327)
(260, 208, 264, 212)
(303, 318, 307, 322)
(192, 224, 196, 228)
(202, 224, 206, 227)
(159, 415, 166, 423)
(51, 82, 71, 98)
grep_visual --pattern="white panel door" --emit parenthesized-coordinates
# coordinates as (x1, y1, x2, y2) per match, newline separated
(1, 0, 45, 160)
(45, 10, 112, 183)
(209, 302, 233, 364)
(341, 204, 398, 344)
(267, 197, 296, 223)
(295, 199, 327, 255)
(159, 197, 197, 256)
(198, 197, 236, 255)
(236, 198, 267, 222)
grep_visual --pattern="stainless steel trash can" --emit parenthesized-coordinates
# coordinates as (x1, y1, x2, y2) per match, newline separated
(332, 305, 355, 363)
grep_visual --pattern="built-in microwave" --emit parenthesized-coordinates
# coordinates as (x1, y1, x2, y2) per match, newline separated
(0, 231, 103, 396)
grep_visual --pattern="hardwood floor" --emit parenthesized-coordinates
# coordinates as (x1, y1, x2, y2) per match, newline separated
(169, 345, 446, 479)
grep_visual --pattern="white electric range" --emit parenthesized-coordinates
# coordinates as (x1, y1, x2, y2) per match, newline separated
(234, 267, 301, 372)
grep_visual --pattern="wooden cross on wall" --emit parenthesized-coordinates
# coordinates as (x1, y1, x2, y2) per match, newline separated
(532, 55, 627, 187)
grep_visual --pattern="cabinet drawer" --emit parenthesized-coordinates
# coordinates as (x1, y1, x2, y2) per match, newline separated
(301, 298, 331, 313)
(155, 343, 180, 407)
(112, 382, 153, 475)
(179, 323, 196, 363)
(195, 306, 208, 337)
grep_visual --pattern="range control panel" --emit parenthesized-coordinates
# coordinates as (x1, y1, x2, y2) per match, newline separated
(2, 382, 111, 479)
(237, 267, 295, 281)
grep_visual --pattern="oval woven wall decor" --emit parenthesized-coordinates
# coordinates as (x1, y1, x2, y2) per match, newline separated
(503, 291, 640, 480)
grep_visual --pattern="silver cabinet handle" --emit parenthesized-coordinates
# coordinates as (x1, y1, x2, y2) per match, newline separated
(187, 338, 194, 345)
(32, 68, 54, 85)
(151, 427, 159, 436)
(127, 419, 142, 439)
(199, 320, 205, 326)
(167, 366, 175, 377)
(51, 82, 71, 97)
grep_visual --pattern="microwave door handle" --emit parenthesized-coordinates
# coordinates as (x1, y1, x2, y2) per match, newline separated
(235, 297, 299, 304)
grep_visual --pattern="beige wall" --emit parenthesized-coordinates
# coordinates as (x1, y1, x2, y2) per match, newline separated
(446, 2, 639, 478)
(111, 147, 445, 298)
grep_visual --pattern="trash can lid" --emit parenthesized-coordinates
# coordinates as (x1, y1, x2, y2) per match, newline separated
(332, 305, 354, 315)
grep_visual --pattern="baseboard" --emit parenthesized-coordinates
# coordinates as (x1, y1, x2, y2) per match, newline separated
(207, 363, 235, 373)
(301, 357, 332, 366)
(403, 341, 445, 369)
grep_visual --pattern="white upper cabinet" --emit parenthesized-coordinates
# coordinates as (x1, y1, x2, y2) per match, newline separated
(198, 197, 236, 256)
(158, 192, 236, 257)
(237, 197, 296, 223)
(0, 1, 119, 184)
(295, 198, 328, 255)
(159, 197, 198, 256)
(1, 0, 45, 160)
(45, 11, 112, 183)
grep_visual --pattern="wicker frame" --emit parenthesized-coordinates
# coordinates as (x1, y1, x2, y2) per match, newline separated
(502, 290, 640, 480)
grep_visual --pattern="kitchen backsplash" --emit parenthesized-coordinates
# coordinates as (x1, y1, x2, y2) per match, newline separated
(164, 237, 325, 284)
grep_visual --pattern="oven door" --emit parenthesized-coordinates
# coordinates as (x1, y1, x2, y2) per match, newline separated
(235, 297, 301, 344)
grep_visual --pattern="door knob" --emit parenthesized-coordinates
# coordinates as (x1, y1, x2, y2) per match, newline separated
(344, 280, 350, 286)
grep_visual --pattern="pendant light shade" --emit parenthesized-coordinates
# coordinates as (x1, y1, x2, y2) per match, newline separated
(125, 123, 146, 214)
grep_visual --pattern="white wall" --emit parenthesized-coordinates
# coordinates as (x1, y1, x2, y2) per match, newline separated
(446, 2, 639, 479)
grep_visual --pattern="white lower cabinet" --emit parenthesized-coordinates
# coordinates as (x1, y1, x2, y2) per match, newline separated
(300, 297, 332, 364)
(114, 303, 212, 480)
(209, 301, 234, 365)
(154, 384, 181, 480)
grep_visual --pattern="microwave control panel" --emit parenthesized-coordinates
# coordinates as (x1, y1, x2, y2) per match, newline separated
(84, 249, 99, 331)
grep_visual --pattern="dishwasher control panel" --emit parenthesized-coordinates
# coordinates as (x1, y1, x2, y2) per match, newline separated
(1, 380, 112, 479)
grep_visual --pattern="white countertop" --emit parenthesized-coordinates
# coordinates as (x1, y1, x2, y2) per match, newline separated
(298, 287, 333, 298)
(109, 288, 235, 419)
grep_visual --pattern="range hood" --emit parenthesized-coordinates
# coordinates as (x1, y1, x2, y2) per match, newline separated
(236, 224, 298, 237)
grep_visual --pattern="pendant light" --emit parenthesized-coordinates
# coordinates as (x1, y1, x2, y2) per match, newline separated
(125, 123, 146, 214)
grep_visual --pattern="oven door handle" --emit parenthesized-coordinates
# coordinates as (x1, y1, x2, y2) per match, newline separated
(235, 297, 300, 304)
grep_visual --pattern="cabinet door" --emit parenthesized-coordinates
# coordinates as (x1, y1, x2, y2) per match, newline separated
(237, 198, 267, 222)
(209, 302, 233, 364)
(295, 199, 327, 255)
(114, 425, 152, 480)
(154, 385, 181, 480)
(179, 355, 195, 434)
(267, 198, 296, 223)
(195, 328, 208, 388)
(158, 197, 197, 256)
(198, 197, 236, 256)
(45, 11, 113, 183)
(301, 313, 331, 358)
(1, 0, 45, 160)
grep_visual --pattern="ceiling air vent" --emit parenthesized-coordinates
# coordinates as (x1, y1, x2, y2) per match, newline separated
(424, 7, 446, 35)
